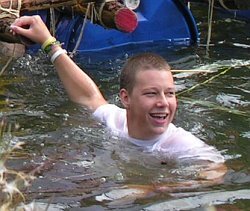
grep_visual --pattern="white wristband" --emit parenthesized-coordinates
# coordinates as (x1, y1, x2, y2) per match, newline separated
(50, 49, 67, 63)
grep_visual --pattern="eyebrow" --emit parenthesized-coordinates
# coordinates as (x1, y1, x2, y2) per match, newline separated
(142, 87, 176, 91)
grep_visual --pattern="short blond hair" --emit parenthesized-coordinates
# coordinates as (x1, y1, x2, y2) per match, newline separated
(120, 53, 171, 94)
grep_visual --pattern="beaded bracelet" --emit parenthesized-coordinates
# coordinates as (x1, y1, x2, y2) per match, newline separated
(44, 40, 61, 54)
(41, 37, 56, 52)
(41, 37, 63, 55)
(50, 49, 67, 63)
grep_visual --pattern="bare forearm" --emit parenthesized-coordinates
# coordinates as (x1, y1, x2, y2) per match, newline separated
(10, 15, 107, 111)
(53, 49, 107, 111)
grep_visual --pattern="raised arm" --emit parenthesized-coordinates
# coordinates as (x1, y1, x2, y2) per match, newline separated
(10, 15, 107, 111)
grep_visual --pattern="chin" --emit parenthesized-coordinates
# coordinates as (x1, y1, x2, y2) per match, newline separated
(151, 127, 166, 136)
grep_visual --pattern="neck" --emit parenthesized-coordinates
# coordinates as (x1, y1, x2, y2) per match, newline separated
(126, 114, 159, 140)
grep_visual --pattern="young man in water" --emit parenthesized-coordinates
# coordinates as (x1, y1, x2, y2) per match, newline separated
(10, 15, 226, 183)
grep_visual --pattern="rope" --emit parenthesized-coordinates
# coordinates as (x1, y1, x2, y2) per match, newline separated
(0, 0, 22, 75)
(98, 0, 118, 29)
(218, 0, 232, 11)
(98, 2, 106, 27)
(49, 7, 56, 37)
(0, 0, 22, 19)
(69, 2, 92, 57)
(90, 2, 100, 24)
(69, 0, 116, 56)
(0, 56, 13, 76)
(206, 0, 214, 56)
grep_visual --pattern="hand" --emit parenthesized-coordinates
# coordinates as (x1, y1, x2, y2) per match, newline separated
(10, 15, 53, 45)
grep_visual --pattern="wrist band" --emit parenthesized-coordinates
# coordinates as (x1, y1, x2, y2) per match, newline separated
(44, 40, 61, 54)
(50, 49, 67, 63)
(41, 37, 56, 52)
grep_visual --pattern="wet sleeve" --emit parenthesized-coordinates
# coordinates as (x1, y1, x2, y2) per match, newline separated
(92, 104, 127, 134)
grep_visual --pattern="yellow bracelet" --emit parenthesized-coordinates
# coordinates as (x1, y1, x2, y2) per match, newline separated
(44, 40, 61, 54)
(41, 37, 57, 51)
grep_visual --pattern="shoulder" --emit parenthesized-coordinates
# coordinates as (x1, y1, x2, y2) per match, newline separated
(93, 104, 125, 119)
(92, 103, 127, 134)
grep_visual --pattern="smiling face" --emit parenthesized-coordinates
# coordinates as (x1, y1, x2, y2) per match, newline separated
(120, 69, 177, 140)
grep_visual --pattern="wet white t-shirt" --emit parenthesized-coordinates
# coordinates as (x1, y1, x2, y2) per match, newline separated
(93, 104, 224, 163)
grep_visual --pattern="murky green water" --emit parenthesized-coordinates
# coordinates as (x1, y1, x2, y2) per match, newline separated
(1, 3, 250, 210)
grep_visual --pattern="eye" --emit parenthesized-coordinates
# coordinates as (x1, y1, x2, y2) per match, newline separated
(166, 91, 175, 97)
(144, 92, 157, 96)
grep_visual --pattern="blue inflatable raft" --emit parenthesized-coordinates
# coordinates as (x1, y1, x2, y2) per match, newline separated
(28, 0, 199, 54)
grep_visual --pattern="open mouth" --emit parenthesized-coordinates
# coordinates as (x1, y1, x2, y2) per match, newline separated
(150, 113, 168, 120)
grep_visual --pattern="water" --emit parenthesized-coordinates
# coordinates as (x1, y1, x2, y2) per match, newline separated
(1, 3, 250, 210)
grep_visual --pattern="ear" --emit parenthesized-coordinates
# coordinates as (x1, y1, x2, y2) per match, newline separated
(176, 96, 178, 109)
(119, 88, 130, 109)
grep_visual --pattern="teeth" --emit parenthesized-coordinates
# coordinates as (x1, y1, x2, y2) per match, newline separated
(151, 114, 167, 119)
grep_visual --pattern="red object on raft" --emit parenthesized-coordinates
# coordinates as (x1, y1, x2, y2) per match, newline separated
(115, 8, 138, 33)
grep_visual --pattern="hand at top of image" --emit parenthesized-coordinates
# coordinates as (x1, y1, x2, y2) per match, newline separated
(10, 15, 52, 46)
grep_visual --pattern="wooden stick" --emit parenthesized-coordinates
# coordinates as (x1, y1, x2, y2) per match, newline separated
(171, 69, 212, 73)
(0, 0, 137, 43)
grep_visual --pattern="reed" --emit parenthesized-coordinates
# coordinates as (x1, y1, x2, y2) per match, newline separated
(177, 66, 232, 96)
(178, 96, 250, 117)
(177, 65, 250, 117)
(0, 118, 36, 210)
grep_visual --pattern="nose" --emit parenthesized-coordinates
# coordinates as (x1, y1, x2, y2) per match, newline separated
(156, 93, 169, 107)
